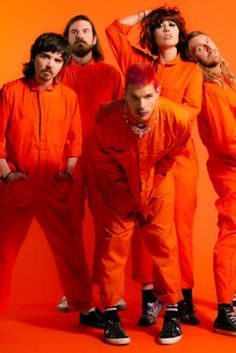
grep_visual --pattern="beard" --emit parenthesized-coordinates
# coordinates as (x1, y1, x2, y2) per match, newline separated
(72, 39, 94, 58)
(198, 52, 221, 69)
(199, 58, 220, 68)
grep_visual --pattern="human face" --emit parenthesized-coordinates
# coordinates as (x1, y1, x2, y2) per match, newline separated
(188, 34, 220, 68)
(153, 20, 179, 49)
(68, 20, 96, 57)
(34, 51, 64, 87)
(125, 83, 160, 122)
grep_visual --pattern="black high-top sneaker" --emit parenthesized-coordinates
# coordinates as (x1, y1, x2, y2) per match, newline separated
(214, 304, 236, 336)
(104, 309, 130, 345)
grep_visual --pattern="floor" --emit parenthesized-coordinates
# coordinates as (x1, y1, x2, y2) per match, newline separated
(1, 294, 236, 353)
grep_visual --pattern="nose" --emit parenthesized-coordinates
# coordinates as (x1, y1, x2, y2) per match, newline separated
(46, 58, 53, 68)
(206, 45, 212, 53)
(139, 98, 146, 109)
(163, 24, 170, 32)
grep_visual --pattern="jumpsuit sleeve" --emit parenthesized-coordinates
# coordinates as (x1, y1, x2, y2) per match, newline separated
(111, 67, 124, 100)
(105, 19, 150, 76)
(0, 86, 9, 159)
(157, 106, 191, 175)
(91, 108, 137, 215)
(182, 65, 203, 127)
(65, 96, 82, 158)
(200, 83, 236, 157)
(92, 110, 128, 186)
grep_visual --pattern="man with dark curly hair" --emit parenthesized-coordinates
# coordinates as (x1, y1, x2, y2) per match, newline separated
(0, 33, 91, 315)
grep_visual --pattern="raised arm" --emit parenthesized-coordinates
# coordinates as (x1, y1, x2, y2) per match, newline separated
(105, 11, 152, 75)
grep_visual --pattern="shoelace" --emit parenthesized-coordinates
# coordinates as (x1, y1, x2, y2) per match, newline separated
(143, 302, 158, 318)
(106, 319, 126, 338)
(226, 308, 236, 324)
(163, 318, 182, 335)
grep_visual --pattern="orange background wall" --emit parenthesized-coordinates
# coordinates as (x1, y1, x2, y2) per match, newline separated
(0, 0, 235, 306)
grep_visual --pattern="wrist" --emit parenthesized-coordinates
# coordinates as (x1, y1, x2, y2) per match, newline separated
(62, 171, 74, 182)
(138, 10, 147, 21)
(1, 170, 13, 184)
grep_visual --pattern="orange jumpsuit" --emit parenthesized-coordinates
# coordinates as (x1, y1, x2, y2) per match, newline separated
(198, 80, 236, 303)
(0, 78, 91, 311)
(91, 97, 190, 307)
(61, 59, 123, 283)
(106, 20, 202, 289)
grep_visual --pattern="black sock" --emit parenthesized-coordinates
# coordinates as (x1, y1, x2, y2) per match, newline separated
(218, 303, 232, 309)
(104, 307, 118, 320)
(181, 288, 193, 305)
(142, 289, 156, 307)
(165, 304, 178, 319)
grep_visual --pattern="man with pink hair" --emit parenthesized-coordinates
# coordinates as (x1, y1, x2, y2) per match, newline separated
(91, 63, 190, 345)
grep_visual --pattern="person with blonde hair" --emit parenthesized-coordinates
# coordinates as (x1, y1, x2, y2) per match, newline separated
(187, 31, 236, 336)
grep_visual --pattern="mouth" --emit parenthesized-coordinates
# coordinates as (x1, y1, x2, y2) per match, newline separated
(74, 40, 87, 47)
(42, 70, 53, 76)
(163, 35, 172, 39)
(137, 111, 148, 118)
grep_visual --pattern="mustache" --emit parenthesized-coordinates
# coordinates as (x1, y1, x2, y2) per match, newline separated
(73, 38, 88, 46)
(42, 68, 53, 74)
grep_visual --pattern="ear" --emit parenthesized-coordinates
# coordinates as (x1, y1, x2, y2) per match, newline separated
(156, 86, 161, 95)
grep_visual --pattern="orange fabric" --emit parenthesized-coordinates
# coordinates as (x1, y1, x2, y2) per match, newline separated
(0, 78, 82, 177)
(61, 59, 123, 284)
(0, 78, 92, 311)
(91, 97, 190, 306)
(106, 20, 202, 289)
(61, 59, 123, 137)
(198, 81, 236, 303)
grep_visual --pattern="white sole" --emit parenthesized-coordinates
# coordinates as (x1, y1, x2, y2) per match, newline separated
(104, 337, 131, 345)
(214, 328, 236, 336)
(158, 334, 182, 345)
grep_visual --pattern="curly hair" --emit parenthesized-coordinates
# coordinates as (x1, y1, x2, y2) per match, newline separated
(139, 6, 187, 56)
(23, 32, 71, 79)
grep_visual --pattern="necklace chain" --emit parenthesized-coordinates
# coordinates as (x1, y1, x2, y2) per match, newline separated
(123, 102, 156, 138)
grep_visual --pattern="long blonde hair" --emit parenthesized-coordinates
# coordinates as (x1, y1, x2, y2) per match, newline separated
(186, 31, 236, 87)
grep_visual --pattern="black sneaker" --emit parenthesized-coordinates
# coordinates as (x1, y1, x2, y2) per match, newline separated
(104, 316, 130, 345)
(80, 308, 105, 329)
(178, 300, 200, 325)
(233, 294, 236, 310)
(214, 304, 236, 336)
(159, 317, 182, 344)
(138, 300, 163, 326)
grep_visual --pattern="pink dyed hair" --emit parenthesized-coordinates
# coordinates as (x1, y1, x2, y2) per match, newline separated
(125, 63, 159, 90)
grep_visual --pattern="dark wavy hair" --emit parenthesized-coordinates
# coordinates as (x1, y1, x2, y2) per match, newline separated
(23, 32, 71, 79)
(139, 6, 187, 57)
(63, 15, 104, 62)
